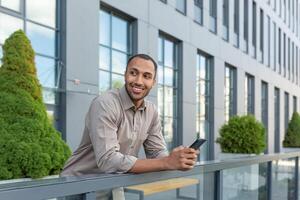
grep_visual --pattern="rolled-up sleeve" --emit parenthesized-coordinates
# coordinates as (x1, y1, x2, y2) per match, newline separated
(87, 98, 137, 173)
(143, 109, 169, 159)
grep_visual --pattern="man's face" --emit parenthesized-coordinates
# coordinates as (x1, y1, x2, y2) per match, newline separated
(125, 57, 156, 106)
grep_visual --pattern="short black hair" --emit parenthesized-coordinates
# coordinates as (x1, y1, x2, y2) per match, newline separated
(126, 54, 157, 78)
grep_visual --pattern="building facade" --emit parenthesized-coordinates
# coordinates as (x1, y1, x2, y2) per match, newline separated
(1, 0, 300, 160)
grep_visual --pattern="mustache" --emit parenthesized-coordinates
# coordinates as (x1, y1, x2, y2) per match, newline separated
(130, 83, 145, 89)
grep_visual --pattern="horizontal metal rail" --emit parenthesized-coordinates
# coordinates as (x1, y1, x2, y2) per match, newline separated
(0, 151, 300, 200)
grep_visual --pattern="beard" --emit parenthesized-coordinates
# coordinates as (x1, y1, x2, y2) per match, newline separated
(125, 82, 151, 103)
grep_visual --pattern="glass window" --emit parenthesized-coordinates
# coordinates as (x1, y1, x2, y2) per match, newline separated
(196, 52, 212, 161)
(1, 0, 21, 12)
(273, 22, 276, 71)
(278, 28, 281, 68)
(26, 0, 56, 28)
(274, 88, 280, 152)
(99, 10, 110, 46)
(225, 64, 237, 121)
(158, 34, 180, 150)
(209, 0, 217, 33)
(176, 0, 186, 14)
(261, 81, 268, 152)
(99, 9, 132, 93)
(292, 42, 295, 82)
(222, 0, 229, 41)
(252, 1, 257, 58)
(26, 22, 55, 57)
(245, 73, 255, 115)
(293, 96, 297, 113)
(267, 16, 271, 67)
(112, 16, 128, 52)
(194, 0, 203, 25)
(233, 0, 239, 47)
(243, 0, 249, 53)
(35, 55, 56, 88)
(259, 9, 264, 63)
(0, 13, 23, 44)
(288, 37, 290, 79)
(284, 92, 289, 132)
(284, 33, 286, 76)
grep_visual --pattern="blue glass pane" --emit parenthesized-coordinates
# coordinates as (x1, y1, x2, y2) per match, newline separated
(0, 13, 23, 44)
(42, 89, 55, 104)
(99, 10, 110, 46)
(112, 50, 127, 74)
(158, 64, 164, 84)
(1, 0, 20, 12)
(164, 67, 174, 86)
(26, 0, 56, 27)
(99, 70, 110, 93)
(157, 86, 164, 116)
(35, 56, 55, 88)
(272, 159, 296, 200)
(164, 86, 173, 117)
(164, 39, 174, 68)
(27, 22, 55, 57)
(222, 163, 268, 200)
(112, 73, 124, 89)
(112, 16, 128, 52)
(176, 0, 186, 13)
(99, 46, 110, 70)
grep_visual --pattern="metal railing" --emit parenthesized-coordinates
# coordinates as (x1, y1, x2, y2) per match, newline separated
(1, 151, 300, 200)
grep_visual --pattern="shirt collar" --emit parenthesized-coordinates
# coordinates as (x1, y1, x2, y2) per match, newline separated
(119, 86, 147, 111)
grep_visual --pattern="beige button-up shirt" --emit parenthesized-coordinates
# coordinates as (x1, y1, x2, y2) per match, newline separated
(61, 86, 168, 176)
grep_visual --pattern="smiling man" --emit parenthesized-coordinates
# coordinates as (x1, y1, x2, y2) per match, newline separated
(61, 54, 199, 199)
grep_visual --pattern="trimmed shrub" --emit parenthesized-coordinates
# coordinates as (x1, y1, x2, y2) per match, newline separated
(0, 30, 71, 180)
(216, 115, 266, 154)
(283, 112, 300, 147)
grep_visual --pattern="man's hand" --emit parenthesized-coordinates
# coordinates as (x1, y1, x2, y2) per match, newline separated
(163, 146, 199, 171)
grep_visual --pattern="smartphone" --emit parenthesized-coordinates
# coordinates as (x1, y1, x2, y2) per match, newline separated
(189, 138, 207, 150)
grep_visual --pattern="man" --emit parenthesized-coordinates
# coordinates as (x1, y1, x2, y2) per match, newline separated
(61, 54, 199, 199)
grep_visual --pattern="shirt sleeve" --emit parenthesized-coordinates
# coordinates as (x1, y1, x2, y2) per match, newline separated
(143, 108, 169, 159)
(87, 97, 137, 173)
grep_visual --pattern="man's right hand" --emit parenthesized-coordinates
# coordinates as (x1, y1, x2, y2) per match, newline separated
(164, 146, 199, 171)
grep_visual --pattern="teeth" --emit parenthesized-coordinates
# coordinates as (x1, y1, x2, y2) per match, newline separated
(133, 87, 142, 92)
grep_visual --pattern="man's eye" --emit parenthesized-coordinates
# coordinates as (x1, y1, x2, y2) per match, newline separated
(144, 74, 151, 79)
(130, 71, 137, 76)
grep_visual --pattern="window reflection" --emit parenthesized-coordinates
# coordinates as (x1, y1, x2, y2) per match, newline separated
(112, 50, 127, 74)
(99, 70, 110, 93)
(1, 0, 21, 12)
(164, 86, 173, 117)
(0, 13, 23, 44)
(35, 56, 55, 88)
(27, 22, 55, 57)
(26, 0, 56, 28)
(112, 73, 124, 89)
(112, 16, 128, 52)
(164, 40, 174, 67)
(158, 35, 179, 150)
(99, 46, 110, 70)
(99, 9, 131, 93)
(99, 10, 110, 46)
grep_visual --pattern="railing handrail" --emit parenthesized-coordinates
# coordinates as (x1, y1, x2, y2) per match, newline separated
(1, 151, 300, 200)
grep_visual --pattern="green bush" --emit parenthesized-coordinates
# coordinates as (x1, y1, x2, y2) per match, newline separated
(216, 115, 266, 154)
(283, 112, 300, 147)
(0, 30, 71, 180)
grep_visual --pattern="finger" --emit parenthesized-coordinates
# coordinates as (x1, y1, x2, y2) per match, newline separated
(183, 159, 196, 166)
(183, 153, 198, 159)
(173, 145, 184, 152)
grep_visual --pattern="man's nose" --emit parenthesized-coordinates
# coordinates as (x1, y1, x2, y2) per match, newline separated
(135, 75, 143, 84)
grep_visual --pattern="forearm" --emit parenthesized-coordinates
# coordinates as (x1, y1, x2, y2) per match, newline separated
(128, 157, 170, 173)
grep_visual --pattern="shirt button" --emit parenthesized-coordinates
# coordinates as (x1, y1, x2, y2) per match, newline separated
(130, 146, 134, 149)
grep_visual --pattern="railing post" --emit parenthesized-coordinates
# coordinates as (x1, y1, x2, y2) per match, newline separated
(82, 191, 96, 200)
(215, 170, 223, 200)
(295, 157, 299, 200)
(267, 161, 273, 200)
